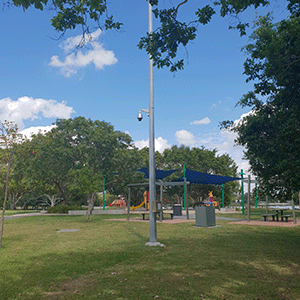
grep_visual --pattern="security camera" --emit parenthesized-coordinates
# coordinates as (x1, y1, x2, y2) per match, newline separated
(137, 112, 143, 122)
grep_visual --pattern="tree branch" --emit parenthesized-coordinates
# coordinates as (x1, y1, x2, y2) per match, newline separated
(175, 0, 188, 13)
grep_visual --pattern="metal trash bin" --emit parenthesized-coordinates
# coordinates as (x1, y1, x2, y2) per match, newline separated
(173, 204, 182, 216)
(195, 204, 216, 227)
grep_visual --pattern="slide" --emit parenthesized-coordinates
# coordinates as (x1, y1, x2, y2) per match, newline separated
(130, 202, 145, 210)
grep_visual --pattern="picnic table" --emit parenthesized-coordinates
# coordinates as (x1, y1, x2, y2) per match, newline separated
(141, 212, 174, 221)
(263, 208, 291, 222)
(271, 208, 291, 222)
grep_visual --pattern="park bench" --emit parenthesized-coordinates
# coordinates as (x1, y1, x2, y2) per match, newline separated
(262, 213, 277, 222)
(281, 214, 292, 222)
(141, 212, 174, 220)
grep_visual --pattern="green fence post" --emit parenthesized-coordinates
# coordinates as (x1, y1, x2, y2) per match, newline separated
(241, 169, 244, 215)
(103, 175, 106, 210)
(183, 164, 186, 210)
(222, 184, 224, 208)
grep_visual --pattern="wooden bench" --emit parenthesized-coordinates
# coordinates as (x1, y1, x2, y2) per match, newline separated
(281, 214, 292, 222)
(262, 214, 277, 221)
(141, 212, 174, 220)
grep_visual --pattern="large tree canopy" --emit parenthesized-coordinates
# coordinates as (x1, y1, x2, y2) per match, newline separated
(7, 125, 239, 209)
(221, 11, 300, 198)
(12, 117, 134, 206)
(6, 0, 298, 72)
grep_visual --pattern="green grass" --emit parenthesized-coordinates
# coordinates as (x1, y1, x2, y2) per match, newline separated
(0, 214, 300, 299)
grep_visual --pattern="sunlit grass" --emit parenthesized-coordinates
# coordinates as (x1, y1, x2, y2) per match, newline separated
(0, 214, 299, 299)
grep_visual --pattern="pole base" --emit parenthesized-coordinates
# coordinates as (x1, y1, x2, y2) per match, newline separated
(145, 242, 165, 247)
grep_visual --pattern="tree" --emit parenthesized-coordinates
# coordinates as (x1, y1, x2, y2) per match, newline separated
(5, 141, 37, 210)
(221, 11, 300, 198)
(0, 121, 22, 248)
(146, 145, 239, 206)
(24, 117, 133, 220)
(20, 130, 73, 204)
(5, 0, 296, 72)
(52, 117, 133, 220)
(107, 148, 144, 198)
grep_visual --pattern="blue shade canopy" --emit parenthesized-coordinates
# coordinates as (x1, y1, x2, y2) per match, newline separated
(137, 168, 179, 180)
(176, 169, 240, 185)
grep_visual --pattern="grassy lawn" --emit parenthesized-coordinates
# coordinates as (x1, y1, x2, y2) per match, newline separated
(0, 213, 299, 300)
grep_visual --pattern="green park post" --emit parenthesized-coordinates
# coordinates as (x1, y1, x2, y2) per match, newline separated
(103, 175, 106, 210)
(183, 164, 186, 210)
(241, 169, 244, 214)
(222, 184, 224, 208)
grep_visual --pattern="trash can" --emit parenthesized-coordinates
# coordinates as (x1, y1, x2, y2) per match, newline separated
(173, 204, 182, 216)
(195, 205, 215, 227)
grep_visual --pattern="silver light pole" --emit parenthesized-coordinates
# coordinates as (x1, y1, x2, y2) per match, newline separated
(145, 1, 164, 247)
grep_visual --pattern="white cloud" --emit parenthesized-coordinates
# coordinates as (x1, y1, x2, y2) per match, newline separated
(20, 125, 56, 139)
(174, 110, 253, 172)
(134, 137, 171, 153)
(194, 112, 252, 173)
(49, 29, 118, 77)
(190, 117, 211, 125)
(0, 96, 75, 130)
(175, 130, 196, 146)
(232, 110, 254, 127)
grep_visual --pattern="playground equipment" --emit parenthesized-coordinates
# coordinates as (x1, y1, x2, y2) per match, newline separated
(108, 198, 127, 208)
(131, 191, 149, 210)
(203, 191, 219, 207)
(130, 190, 171, 211)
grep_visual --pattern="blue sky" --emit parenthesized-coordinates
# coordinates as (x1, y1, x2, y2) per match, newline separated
(0, 0, 289, 173)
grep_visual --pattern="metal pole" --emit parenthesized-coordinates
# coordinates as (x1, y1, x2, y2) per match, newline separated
(291, 191, 296, 224)
(247, 175, 250, 222)
(160, 181, 163, 222)
(255, 177, 258, 208)
(185, 178, 189, 220)
(241, 169, 244, 214)
(183, 164, 186, 210)
(103, 175, 106, 210)
(127, 187, 131, 220)
(147, 0, 157, 244)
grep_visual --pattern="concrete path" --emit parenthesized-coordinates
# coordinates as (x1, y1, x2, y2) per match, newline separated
(3, 212, 65, 220)
(3, 211, 244, 222)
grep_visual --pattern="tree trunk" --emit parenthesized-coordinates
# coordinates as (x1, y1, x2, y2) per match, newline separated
(9, 194, 16, 210)
(86, 193, 96, 222)
(55, 182, 68, 205)
(44, 194, 61, 207)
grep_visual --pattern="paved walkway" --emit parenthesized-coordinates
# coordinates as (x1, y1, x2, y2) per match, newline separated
(5, 212, 297, 227)
(3, 212, 65, 220)
(229, 219, 300, 227)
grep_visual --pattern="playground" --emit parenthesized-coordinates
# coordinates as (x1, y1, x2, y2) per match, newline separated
(1, 167, 299, 299)
(1, 210, 300, 300)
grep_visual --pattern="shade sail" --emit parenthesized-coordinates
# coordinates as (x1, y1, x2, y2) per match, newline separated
(175, 169, 240, 185)
(137, 168, 179, 180)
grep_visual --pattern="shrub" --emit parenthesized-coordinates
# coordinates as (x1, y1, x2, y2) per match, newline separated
(47, 204, 85, 214)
